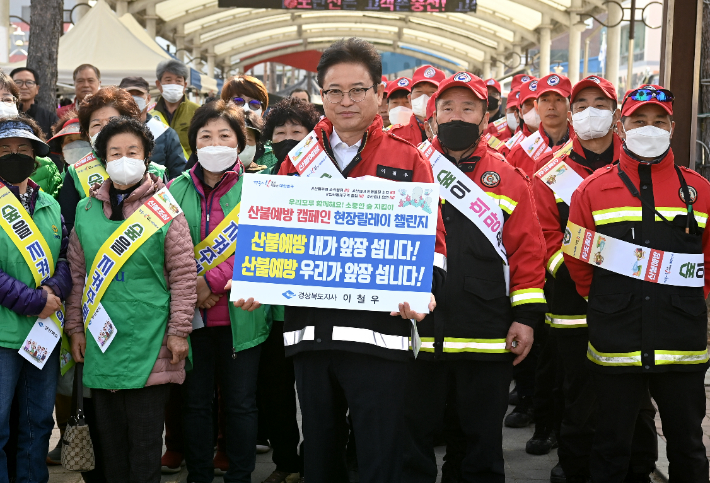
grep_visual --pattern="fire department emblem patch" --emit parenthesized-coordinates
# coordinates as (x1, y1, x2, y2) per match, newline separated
(521, 76, 530, 83)
(588, 76, 601, 83)
(424, 67, 436, 78)
(563, 228, 571, 245)
(679, 186, 697, 204)
(529, 81, 538, 92)
(547, 75, 561, 86)
(398, 78, 410, 87)
(454, 72, 472, 83)
(481, 171, 501, 188)
(486, 79, 495, 85)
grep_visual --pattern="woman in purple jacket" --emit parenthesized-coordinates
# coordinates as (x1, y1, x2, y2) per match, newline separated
(0, 117, 72, 483)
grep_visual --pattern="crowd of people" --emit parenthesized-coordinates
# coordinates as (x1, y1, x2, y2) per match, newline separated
(0, 34, 707, 483)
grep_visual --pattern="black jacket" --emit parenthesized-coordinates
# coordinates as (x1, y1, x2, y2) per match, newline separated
(23, 102, 58, 139)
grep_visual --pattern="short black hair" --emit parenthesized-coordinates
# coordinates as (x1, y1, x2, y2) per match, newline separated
(10, 67, 39, 84)
(317, 38, 382, 88)
(94, 116, 155, 163)
(290, 89, 311, 102)
(188, 100, 247, 155)
(263, 97, 321, 142)
(387, 90, 409, 102)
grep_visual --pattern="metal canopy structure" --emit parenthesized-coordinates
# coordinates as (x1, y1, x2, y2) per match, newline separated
(108, 0, 609, 82)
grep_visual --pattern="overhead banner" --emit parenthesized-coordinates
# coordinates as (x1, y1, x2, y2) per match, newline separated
(219, 0, 476, 12)
(230, 174, 437, 313)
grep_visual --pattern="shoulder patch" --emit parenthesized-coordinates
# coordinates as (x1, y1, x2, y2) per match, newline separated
(679, 186, 698, 204)
(377, 164, 413, 182)
(481, 171, 501, 187)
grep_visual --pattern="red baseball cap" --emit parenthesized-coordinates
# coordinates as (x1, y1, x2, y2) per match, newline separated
(510, 74, 534, 92)
(412, 65, 446, 88)
(536, 73, 572, 98)
(386, 77, 412, 96)
(428, 72, 488, 118)
(48, 118, 81, 143)
(484, 78, 501, 94)
(571, 75, 617, 104)
(519, 78, 540, 104)
(621, 84, 673, 116)
(506, 88, 521, 109)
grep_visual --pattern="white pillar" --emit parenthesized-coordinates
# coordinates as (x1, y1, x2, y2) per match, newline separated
(115, 0, 128, 17)
(496, 45, 505, 79)
(175, 24, 185, 63)
(539, 14, 552, 77)
(0, 0, 9, 64)
(482, 52, 491, 79)
(606, 2, 622, 93)
(567, 1, 582, 83)
(192, 45, 203, 72)
(145, 4, 157, 39)
(207, 46, 216, 78)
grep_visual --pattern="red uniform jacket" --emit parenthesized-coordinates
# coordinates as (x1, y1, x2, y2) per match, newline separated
(484, 117, 513, 142)
(278, 115, 448, 361)
(507, 124, 574, 176)
(420, 137, 547, 360)
(388, 113, 427, 147)
(531, 134, 621, 329)
(564, 147, 710, 372)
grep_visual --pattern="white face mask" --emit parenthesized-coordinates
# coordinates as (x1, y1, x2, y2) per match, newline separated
(389, 106, 414, 126)
(132, 95, 147, 112)
(0, 102, 19, 118)
(506, 112, 518, 131)
(522, 107, 541, 129)
(623, 125, 672, 159)
(90, 132, 100, 148)
(242, 105, 262, 118)
(411, 94, 430, 119)
(161, 84, 184, 103)
(572, 107, 614, 141)
(106, 156, 146, 186)
(62, 140, 92, 165)
(240, 144, 257, 164)
(197, 145, 239, 173)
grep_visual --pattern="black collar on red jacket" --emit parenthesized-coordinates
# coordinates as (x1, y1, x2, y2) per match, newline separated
(315, 115, 385, 177)
(568, 133, 622, 173)
(432, 136, 487, 173)
(618, 145, 676, 186)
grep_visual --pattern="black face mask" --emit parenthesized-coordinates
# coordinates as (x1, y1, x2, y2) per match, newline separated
(0, 153, 36, 184)
(272, 139, 300, 164)
(487, 96, 499, 112)
(437, 120, 483, 152)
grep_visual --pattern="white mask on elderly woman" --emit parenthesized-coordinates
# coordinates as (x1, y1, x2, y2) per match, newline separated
(197, 145, 239, 173)
(106, 156, 146, 186)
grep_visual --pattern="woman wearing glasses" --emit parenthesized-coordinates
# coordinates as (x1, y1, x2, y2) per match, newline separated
(220, 75, 269, 119)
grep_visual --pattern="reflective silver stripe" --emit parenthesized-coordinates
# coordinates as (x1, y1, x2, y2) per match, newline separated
(443, 340, 507, 351)
(332, 326, 409, 351)
(587, 344, 642, 366)
(283, 326, 314, 346)
(549, 316, 587, 327)
(655, 350, 709, 365)
(434, 252, 447, 271)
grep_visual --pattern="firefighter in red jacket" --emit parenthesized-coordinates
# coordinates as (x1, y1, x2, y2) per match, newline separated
(277, 38, 447, 483)
(500, 76, 538, 157)
(507, 74, 573, 176)
(486, 86, 519, 143)
(402, 72, 547, 482)
(532, 75, 658, 483)
(485, 77, 504, 124)
(389, 65, 445, 146)
(564, 85, 710, 483)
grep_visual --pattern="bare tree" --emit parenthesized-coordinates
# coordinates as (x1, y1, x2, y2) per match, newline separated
(701, 0, 710, 164)
(26, 0, 63, 113)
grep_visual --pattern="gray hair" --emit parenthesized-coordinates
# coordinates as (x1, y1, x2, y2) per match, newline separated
(156, 59, 189, 82)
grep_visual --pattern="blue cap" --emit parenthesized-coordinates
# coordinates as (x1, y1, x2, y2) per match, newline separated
(0, 119, 50, 157)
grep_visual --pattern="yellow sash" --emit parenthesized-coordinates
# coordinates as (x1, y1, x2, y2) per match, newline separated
(194, 203, 241, 276)
(0, 185, 74, 374)
(81, 187, 183, 328)
(74, 153, 109, 197)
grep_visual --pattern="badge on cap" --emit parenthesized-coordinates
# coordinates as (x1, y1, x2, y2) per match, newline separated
(398, 79, 410, 87)
(529, 81, 538, 92)
(424, 67, 436, 78)
(547, 75, 560, 86)
(487, 79, 495, 85)
(522, 76, 530, 82)
(588, 76, 601, 84)
(454, 73, 472, 83)
(516, 92, 520, 98)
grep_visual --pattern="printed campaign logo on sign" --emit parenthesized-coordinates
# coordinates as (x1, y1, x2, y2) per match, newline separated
(231, 175, 438, 313)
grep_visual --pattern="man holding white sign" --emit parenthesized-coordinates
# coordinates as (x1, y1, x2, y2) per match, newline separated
(275, 37, 447, 483)
(564, 86, 710, 482)
(402, 73, 547, 482)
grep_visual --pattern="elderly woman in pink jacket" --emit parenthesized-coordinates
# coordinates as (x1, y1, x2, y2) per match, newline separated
(65, 116, 196, 483)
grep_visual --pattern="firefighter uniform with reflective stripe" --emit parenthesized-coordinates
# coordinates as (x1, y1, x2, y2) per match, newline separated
(533, 135, 657, 480)
(565, 145, 710, 482)
(388, 113, 427, 146)
(484, 116, 514, 142)
(507, 124, 572, 176)
(277, 115, 447, 483)
(403, 136, 547, 483)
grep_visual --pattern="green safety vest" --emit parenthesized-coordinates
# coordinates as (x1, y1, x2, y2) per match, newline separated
(0, 191, 62, 350)
(66, 152, 168, 200)
(168, 171, 271, 353)
(74, 195, 172, 389)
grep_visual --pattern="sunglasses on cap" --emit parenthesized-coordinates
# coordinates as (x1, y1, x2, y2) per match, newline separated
(232, 97, 263, 111)
(626, 88, 674, 103)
